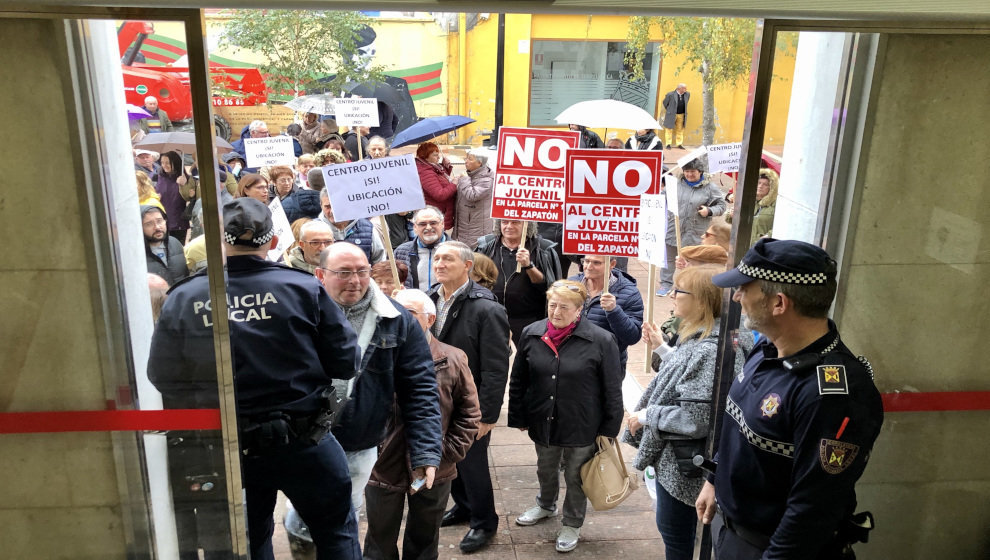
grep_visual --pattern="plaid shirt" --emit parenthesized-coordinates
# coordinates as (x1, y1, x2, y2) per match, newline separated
(432, 279, 470, 337)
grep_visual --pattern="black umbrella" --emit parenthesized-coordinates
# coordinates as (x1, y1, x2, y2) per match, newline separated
(343, 80, 403, 107)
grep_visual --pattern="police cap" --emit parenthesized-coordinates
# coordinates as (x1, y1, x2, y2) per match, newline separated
(712, 238, 836, 287)
(223, 198, 274, 247)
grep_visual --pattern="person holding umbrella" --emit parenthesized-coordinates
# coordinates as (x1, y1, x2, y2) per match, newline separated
(415, 142, 457, 232)
(155, 150, 195, 244)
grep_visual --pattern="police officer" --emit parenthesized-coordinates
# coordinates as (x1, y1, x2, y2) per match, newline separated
(696, 238, 883, 559)
(149, 198, 362, 560)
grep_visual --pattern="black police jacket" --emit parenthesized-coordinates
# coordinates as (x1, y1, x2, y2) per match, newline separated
(713, 321, 883, 558)
(148, 255, 359, 417)
(428, 280, 510, 424)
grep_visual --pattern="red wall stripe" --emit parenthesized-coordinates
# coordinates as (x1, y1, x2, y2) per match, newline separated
(0, 391, 987, 435)
(401, 68, 443, 85)
(409, 81, 442, 96)
(882, 391, 990, 412)
(0, 409, 221, 434)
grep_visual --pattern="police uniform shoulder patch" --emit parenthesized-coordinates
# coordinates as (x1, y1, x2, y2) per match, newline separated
(817, 364, 848, 395)
(819, 438, 859, 474)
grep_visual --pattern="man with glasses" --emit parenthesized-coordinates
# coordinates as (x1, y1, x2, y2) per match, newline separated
(394, 206, 449, 291)
(149, 198, 363, 559)
(284, 221, 334, 274)
(428, 241, 510, 553)
(569, 255, 644, 372)
(232, 120, 271, 173)
(318, 189, 386, 264)
(315, 242, 443, 514)
(142, 205, 188, 286)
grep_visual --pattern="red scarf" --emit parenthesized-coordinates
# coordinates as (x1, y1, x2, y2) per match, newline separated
(542, 319, 579, 356)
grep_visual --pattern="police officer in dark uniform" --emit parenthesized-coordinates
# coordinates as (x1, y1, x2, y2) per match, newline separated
(149, 198, 362, 560)
(696, 238, 883, 559)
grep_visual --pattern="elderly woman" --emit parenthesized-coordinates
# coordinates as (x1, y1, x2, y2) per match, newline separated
(370, 260, 408, 297)
(470, 252, 497, 291)
(726, 167, 779, 245)
(627, 265, 723, 560)
(236, 173, 270, 205)
(625, 128, 663, 151)
(415, 142, 457, 231)
(267, 165, 296, 201)
(658, 158, 727, 296)
(508, 280, 623, 553)
(452, 149, 495, 249)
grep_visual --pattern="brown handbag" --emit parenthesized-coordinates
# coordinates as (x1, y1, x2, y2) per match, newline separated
(580, 436, 639, 511)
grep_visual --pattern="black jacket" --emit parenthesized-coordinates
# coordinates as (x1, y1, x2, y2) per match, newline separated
(508, 319, 624, 447)
(429, 280, 510, 424)
(476, 233, 563, 288)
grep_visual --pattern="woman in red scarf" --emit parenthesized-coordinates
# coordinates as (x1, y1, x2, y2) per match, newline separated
(507, 280, 624, 553)
(415, 142, 457, 231)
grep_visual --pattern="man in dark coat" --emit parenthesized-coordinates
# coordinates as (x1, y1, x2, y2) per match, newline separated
(138, 95, 173, 133)
(568, 123, 603, 148)
(428, 241, 511, 553)
(316, 242, 443, 512)
(661, 83, 690, 149)
(142, 205, 188, 286)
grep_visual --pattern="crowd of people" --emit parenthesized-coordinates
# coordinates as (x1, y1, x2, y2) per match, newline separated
(138, 113, 882, 560)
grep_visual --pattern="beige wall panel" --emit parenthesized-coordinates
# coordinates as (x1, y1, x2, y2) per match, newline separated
(0, 433, 120, 508)
(0, 506, 126, 560)
(837, 33, 990, 560)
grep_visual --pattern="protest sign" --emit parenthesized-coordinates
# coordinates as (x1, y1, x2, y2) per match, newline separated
(267, 196, 294, 262)
(244, 136, 296, 168)
(333, 98, 380, 127)
(491, 127, 580, 223)
(638, 194, 667, 267)
(323, 154, 423, 222)
(664, 175, 680, 216)
(707, 143, 742, 173)
(562, 149, 663, 256)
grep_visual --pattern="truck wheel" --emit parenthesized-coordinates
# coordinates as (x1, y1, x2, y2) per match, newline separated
(214, 114, 232, 141)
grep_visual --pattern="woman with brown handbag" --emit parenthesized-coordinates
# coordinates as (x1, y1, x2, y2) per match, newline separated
(508, 280, 624, 553)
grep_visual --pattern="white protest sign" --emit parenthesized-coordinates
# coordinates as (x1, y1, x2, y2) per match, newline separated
(267, 196, 294, 262)
(676, 146, 708, 170)
(638, 194, 667, 267)
(244, 136, 296, 168)
(664, 175, 679, 216)
(707, 143, 742, 173)
(323, 154, 422, 222)
(333, 98, 380, 127)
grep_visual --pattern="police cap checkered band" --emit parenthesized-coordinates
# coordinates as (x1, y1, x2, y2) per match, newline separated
(223, 198, 274, 247)
(712, 238, 835, 288)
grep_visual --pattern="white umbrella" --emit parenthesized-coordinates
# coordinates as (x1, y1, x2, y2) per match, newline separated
(555, 99, 661, 131)
(285, 93, 337, 115)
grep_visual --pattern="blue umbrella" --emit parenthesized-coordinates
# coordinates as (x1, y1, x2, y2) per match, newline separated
(390, 115, 475, 149)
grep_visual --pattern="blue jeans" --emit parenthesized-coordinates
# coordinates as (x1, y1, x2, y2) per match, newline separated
(242, 435, 360, 560)
(656, 478, 698, 560)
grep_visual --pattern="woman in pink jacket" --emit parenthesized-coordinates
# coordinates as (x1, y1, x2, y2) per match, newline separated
(415, 142, 457, 231)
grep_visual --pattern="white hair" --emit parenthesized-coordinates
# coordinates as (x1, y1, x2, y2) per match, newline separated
(144, 95, 158, 104)
(248, 120, 268, 133)
(394, 288, 437, 317)
(466, 148, 489, 167)
(299, 220, 332, 240)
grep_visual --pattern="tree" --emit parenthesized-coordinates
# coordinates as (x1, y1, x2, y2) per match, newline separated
(219, 10, 385, 101)
(626, 16, 756, 146)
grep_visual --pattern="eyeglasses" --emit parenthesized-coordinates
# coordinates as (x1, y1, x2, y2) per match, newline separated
(319, 268, 371, 280)
(304, 239, 333, 247)
(143, 218, 166, 227)
(249, 183, 268, 191)
(551, 281, 581, 292)
(275, 177, 294, 185)
(673, 288, 693, 296)
(415, 220, 440, 228)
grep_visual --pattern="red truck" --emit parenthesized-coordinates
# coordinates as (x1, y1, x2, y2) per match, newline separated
(119, 20, 268, 139)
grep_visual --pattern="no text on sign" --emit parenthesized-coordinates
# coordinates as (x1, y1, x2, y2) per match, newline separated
(562, 149, 663, 256)
(333, 97, 380, 127)
(491, 127, 579, 223)
(323, 154, 423, 223)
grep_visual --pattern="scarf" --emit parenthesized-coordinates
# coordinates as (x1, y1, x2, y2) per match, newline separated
(684, 173, 706, 187)
(542, 319, 579, 356)
(340, 286, 374, 335)
(417, 157, 449, 177)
